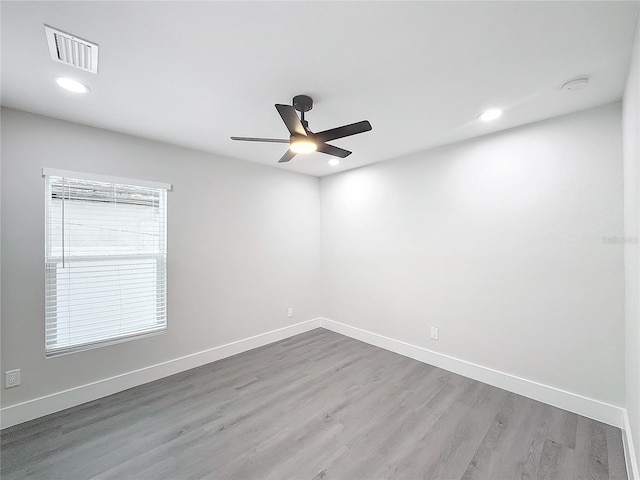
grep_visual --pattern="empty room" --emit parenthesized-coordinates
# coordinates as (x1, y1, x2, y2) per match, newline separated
(1, 1, 640, 479)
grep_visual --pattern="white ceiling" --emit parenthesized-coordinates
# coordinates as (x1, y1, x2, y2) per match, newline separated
(2, 1, 638, 177)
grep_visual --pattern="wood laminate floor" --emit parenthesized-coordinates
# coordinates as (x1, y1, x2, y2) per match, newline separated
(0, 329, 628, 480)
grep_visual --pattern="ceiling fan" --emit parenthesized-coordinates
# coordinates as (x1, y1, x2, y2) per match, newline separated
(231, 95, 372, 163)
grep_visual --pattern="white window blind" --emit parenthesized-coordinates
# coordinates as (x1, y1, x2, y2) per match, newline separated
(44, 171, 169, 355)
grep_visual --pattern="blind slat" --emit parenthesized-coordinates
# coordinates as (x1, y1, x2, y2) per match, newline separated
(46, 302, 167, 318)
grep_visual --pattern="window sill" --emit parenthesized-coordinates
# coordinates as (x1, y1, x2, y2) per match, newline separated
(46, 328, 167, 358)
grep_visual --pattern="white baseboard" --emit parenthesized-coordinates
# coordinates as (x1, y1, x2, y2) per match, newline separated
(624, 410, 640, 479)
(1, 317, 629, 439)
(320, 318, 625, 429)
(0, 318, 322, 429)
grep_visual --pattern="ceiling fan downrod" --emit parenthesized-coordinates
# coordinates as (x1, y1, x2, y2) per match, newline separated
(293, 95, 313, 131)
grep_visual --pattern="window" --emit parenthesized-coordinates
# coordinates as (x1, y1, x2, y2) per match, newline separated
(44, 169, 170, 356)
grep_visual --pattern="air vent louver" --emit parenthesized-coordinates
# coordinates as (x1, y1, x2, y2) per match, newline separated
(45, 25, 98, 74)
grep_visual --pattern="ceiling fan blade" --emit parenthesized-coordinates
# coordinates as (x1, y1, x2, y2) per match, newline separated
(314, 120, 372, 143)
(317, 143, 352, 158)
(277, 149, 296, 163)
(231, 137, 290, 143)
(275, 104, 306, 137)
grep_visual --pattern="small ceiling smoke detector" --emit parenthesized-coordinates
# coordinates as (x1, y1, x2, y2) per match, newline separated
(45, 25, 99, 74)
(561, 76, 590, 92)
(328, 158, 341, 166)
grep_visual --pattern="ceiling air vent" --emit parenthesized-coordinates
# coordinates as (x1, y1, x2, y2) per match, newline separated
(45, 25, 98, 74)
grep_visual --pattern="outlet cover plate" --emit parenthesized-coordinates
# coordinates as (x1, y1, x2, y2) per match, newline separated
(430, 327, 439, 340)
(5, 369, 20, 388)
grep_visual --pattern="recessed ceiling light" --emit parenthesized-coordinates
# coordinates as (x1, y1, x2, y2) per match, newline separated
(289, 137, 317, 154)
(479, 108, 502, 122)
(56, 77, 89, 93)
(328, 158, 341, 166)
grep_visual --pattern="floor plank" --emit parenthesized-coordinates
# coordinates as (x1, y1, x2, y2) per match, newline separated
(0, 329, 628, 480)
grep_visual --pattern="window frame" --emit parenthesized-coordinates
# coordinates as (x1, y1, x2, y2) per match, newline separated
(43, 168, 171, 357)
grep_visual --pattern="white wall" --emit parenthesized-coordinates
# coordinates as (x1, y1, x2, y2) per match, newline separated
(321, 103, 625, 407)
(0, 100, 630, 436)
(623, 12, 640, 477)
(0, 108, 322, 408)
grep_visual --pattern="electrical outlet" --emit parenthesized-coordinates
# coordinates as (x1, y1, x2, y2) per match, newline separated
(5, 369, 20, 388)
(287, 307, 293, 318)
(430, 327, 439, 340)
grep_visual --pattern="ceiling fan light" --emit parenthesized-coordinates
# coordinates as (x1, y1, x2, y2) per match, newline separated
(290, 137, 317, 154)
